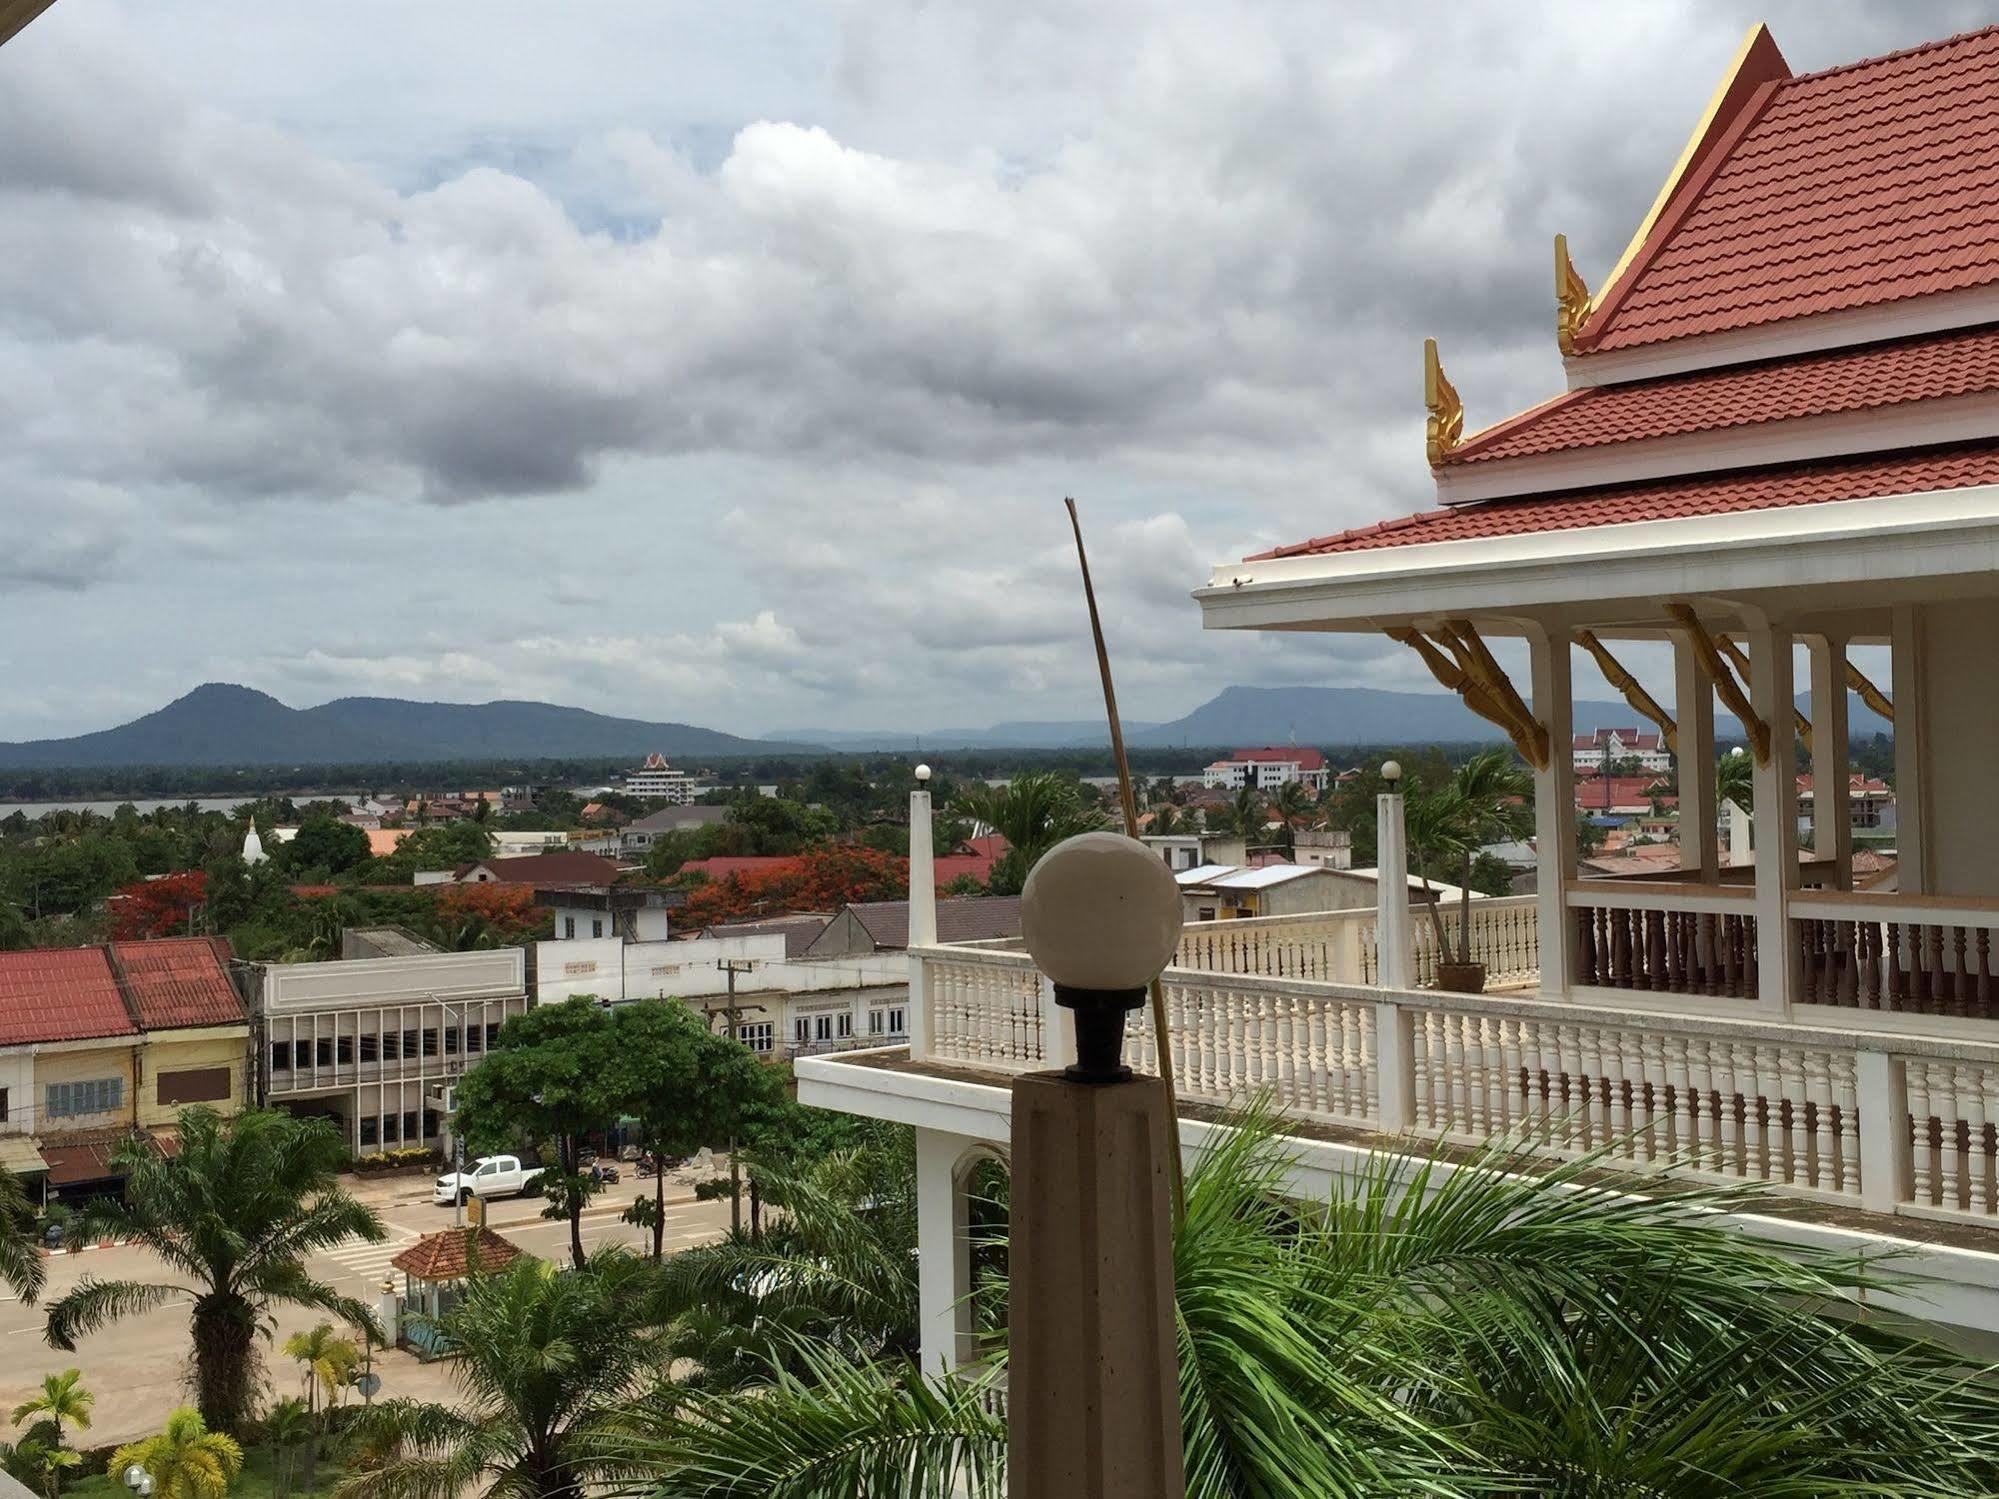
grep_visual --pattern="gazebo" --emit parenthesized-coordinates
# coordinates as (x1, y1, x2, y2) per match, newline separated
(389, 1225, 529, 1356)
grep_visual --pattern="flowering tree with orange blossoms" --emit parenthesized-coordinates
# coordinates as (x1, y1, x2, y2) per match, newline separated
(675, 845, 909, 926)
(109, 870, 208, 939)
(433, 882, 549, 946)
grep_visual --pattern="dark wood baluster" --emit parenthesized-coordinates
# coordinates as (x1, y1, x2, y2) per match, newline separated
(1914, 925, 1936, 1014)
(1953, 927, 1971, 1017)
(1886, 924, 1907, 1012)
(1839, 921, 1860, 1008)
(1723, 915, 1742, 999)
(1744, 914, 1758, 998)
(1980, 928, 1993, 1021)
(1610, 910, 1630, 989)
(1802, 920, 1823, 1004)
(1576, 907, 1597, 985)
(1859, 921, 1880, 1009)
(1645, 910, 1665, 991)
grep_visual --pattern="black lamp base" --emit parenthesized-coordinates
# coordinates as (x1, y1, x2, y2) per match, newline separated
(1052, 984, 1146, 1084)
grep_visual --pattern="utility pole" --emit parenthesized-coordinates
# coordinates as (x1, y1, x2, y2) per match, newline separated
(717, 958, 758, 1234)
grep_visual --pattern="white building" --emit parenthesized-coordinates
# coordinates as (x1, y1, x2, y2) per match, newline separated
(1140, 832, 1246, 873)
(625, 753, 695, 803)
(1573, 727, 1672, 774)
(254, 932, 530, 1155)
(1200, 747, 1331, 792)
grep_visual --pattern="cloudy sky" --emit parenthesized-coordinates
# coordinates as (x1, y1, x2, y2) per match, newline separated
(0, 1, 1982, 742)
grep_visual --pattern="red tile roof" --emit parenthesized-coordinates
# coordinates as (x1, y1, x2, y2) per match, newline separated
(678, 856, 802, 880)
(1452, 325, 1999, 464)
(391, 1225, 528, 1280)
(1224, 747, 1328, 769)
(110, 939, 245, 1031)
(0, 949, 136, 1046)
(1253, 442, 1999, 559)
(1582, 27, 1999, 352)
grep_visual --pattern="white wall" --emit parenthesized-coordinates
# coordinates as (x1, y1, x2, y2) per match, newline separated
(1917, 599, 1999, 897)
(263, 949, 526, 1010)
(533, 933, 908, 1006)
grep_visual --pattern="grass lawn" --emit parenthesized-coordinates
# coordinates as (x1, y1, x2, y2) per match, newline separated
(65, 1442, 349, 1499)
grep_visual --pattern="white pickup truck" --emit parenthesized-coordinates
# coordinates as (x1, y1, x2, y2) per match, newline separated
(433, 1154, 545, 1207)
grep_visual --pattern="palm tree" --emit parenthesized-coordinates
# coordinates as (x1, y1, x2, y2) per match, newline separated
(1149, 803, 1180, 837)
(1271, 780, 1314, 856)
(950, 775, 1106, 894)
(1717, 746, 1754, 812)
(620, 1112, 1999, 1496)
(337, 1252, 665, 1499)
(654, 1133, 926, 1389)
(262, 1398, 314, 1499)
(9, 1440, 78, 1499)
(1438, 749, 1532, 966)
(283, 1323, 361, 1492)
(110, 1409, 243, 1499)
(1230, 784, 1265, 848)
(44, 1108, 384, 1434)
(9, 1371, 91, 1449)
(0, 1167, 45, 1307)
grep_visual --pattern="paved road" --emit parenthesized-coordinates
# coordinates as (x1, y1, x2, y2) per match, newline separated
(0, 1170, 735, 1445)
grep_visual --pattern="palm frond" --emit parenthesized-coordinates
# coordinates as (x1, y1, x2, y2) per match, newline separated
(43, 1279, 180, 1352)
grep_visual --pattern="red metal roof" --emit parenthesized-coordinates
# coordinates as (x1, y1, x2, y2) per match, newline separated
(1253, 442, 1999, 559)
(110, 939, 246, 1031)
(0, 949, 136, 1046)
(1223, 747, 1328, 769)
(1451, 325, 1999, 465)
(1582, 27, 1999, 352)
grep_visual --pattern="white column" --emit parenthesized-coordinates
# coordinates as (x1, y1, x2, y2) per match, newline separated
(1890, 604, 1930, 895)
(1672, 629, 1719, 880)
(1806, 633, 1852, 889)
(1527, 626, 1576, 996)
(1374, 792, 1412, 990)
(914, 1127, 974, 1379)
(909, 778, 937, 948)
(1855, 1049, 1911, 1213)
(1746, 618, 1800, 1015)
(1040, 973, 1078, 1072)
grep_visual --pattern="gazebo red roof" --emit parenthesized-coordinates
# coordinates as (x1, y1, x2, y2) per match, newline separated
(390, 1226, 529, 1281)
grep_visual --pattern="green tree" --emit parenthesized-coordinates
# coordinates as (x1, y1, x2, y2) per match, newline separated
(1717, 746, 1755, 813)
(452, 1000, 625, 1270)
(44, 1109, 383, 1434)
(284, 818, 372, 878)
(338, 1253, 664, 1499)
(281, 1322, 360, 1492)
(1231, 784, 1266, 847)
(262, 1398, 313, 1499)
(624, 1112, 1999, 1497)
(109, 1410, 242, 1499)
(950, 774, 1106, 894)
(1271, 780, 1314, 856)
(8, 1371, 92, 1448)
(1435, 749, 1532, 965)
(608, 1001, 772, 1260)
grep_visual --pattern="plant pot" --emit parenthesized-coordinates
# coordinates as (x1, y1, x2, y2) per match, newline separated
(1434, 961, 1487, 994)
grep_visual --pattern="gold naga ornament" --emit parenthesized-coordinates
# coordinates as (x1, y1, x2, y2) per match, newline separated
(1422, 337, 1463, 466)
(1554, 233, 1592, 355)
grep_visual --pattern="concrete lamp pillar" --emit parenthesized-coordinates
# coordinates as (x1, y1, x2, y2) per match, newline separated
(1011, 832, 1187, 1499)
(1374, 764, 1412, 990)
(909, 766, 938, 949)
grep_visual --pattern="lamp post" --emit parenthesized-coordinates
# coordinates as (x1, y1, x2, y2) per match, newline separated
(1010, 831, 1186, 1499)
(124, 1464, 154, 1498)
(1375, 760, 1412, 989)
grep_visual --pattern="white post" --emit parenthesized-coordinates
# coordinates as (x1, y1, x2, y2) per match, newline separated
(1672, 630, 1719, 879)
(909, 950, 934, 1063)
(914, 1128, 973, 1378)
(1807, 633, 1852, 889)
(1890, 605, 1930, 895)
(1855, 1049, 1911, 1213)
(910, 775, 938, 948)
(1375, 791, 1412, 990)
(1375, 1001, 1416, 1131)
(1746, 618, 1800, 1015)
(1527, 626, 1576, 996)
(1040, 973, 1077, 1072)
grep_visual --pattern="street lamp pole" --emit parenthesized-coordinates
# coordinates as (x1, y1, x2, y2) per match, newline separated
(717, 958, 757, 1235)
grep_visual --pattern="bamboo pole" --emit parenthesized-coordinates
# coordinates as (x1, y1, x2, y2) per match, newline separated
(1065, 497, 1186, 1224)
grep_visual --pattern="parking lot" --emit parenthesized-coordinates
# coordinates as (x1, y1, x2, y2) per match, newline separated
(0, 1165, 736, 1445)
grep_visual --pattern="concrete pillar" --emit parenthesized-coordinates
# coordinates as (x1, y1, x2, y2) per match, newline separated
(1855, 1049, 1912, 1213)
(1672, 630, 1719, 880)
(1891, 604, 1930, 895)
(915, 1127, 972, 1378)
(1527, 626, 1576, 996)
(1746, 618, 1800, 1015)
(1374, 792, 1411, 989)
(909, 780, 938, 949)
(1008, 1072, 1185, 1499)
(1806, 633, 1853, 889)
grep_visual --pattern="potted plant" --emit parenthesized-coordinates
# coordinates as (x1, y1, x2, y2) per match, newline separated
(1407, 750, 1532, 994)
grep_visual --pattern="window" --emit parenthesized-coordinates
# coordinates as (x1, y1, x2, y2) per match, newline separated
(401, 1111, 419, 1142)
(336, 1035, 354, 1065)
(157, 1068, 229, 1105)
(46, 1078, 123, 1119)
(382, 1031, 399, 1061)
(444, 1026, 460, 1055)
(592, 918, 604, 938)
(293, 1040, 311, 1068)
(793, 1016, 811, 1045)
(421, 1028, 439, 1057)
(0, 1088, 9, 1121)
(836, 1013, 853, 1039)
(359, 1033, 378, 1064)
(382, 1114, 400, 1142)
(403, 1028, 419, 1059)
(813, 1014, 834, 1043)
(486, 1023, 502, 1050)
(465, 1024, 484, 1054)
(359, 1117, 378, 1147)
(315, 1038, 334, 1068)
(738, 1022, 773, 1054)
(422, 1109, 438, 1139)
(475, 1159, 498, 1178)
(563, 917, 576, 939)
(867, 1007, 906, 1037)
(270, 1042, 291, 1072)
(886, 1007, 906, 1035)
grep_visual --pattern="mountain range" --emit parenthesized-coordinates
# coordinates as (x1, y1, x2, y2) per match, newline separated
(0, 680, 1892, 771)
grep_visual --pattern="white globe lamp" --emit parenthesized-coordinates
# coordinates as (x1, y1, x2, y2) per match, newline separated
(1381, 759, 1403, 787)
(915, 763, 932, 783)
(1020, 831, 1184, 1083)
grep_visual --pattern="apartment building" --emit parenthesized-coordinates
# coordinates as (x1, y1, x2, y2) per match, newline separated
(625, 752, 695, 803)
(1572, 727, 1672, 773)
(253, 930, 528, 1154)
(1200, 747, 1331, 792)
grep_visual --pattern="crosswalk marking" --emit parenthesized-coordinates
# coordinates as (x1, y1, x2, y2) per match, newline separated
(321, 1228, 420, 1284)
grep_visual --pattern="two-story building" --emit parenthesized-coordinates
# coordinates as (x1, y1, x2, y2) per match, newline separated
(253, 932, 529, 1154)
(1572, 726, 1673, 774)
(1200, 747, 1331, 792)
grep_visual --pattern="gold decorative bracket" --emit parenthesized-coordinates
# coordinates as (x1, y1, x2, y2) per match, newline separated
(1716, 634, 1812, 755)
(1438, 620, 1552, 770)
(1666, 603, 1770, 765)
(1423, 338, 1463, 467)
(1385, 626, 1547, 770)
(1573, 629, 1675, 754)
(1555, 234, 1592, 355)
(1845, 660, 1893, 725)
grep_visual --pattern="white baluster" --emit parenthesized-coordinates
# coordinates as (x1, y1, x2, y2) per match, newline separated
(1664, 1037, 1691, 1167)
(1963, 1065, 1989, 1216)
(1805, 1051, 1834, 1193)
(1907, 1061, 1934, 1206)
(1685, 1039, 1714, 1174)
(1638, 1036, 1665, 1163)
(1831, 1052, 1860, 1197)
(1932, 1063, 1963, 1212)
(1714, 1044, 1742, 1178)
(1776, 1049, 1805, 1185)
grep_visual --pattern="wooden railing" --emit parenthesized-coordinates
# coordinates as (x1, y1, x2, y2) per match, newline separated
(1791, 892, 1999, 1020)
(1567, 880, 1758, 999)
(907, 943, 1999, 1226)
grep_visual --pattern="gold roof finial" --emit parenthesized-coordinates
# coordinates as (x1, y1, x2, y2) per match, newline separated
(1555, 233, 1592, 355)
(1423, 338, 1463, 467)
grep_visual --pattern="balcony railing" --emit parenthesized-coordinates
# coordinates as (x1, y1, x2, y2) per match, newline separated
(1792, 892, 1999, 1019)
(1172, 896, 1540, 990)
(1569, 880, 1758, 1000)
(908, 942, 1999, 1227)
